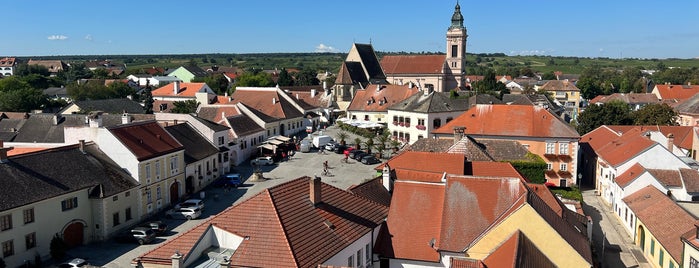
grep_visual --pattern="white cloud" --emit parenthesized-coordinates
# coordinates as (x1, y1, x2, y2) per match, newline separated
(84, 34, 93, 41)
(47, 35, 68, 41)
(315, 43, 338, 53)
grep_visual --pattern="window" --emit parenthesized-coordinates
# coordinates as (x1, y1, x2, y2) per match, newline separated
(364, 115, 369, 121)
(145, 163, 151, 181)
(113, 212, 120, 227)
(125, 191, 130, 197)
(393, 116, 398, 122)
(113, 196, 118, 202)
(559, 143, 569, 155)
(451, 45, 458, 57)
(650, 239, 655, 255)
(347, 256, 353, 267)
(2, 240, 13, 257)
(156, 186, 162, 200)
(146, 189, 152, 204)
(218, 136, 224, 145)
(671, 260, 676, 268)
(365, 244, 371, 265)
(25, 233, 36, 250)
(170, 156, 179, 174)
(546, 163, 553, 170)
(61, 197, 78, 211)
(23, 208, 34, 224)
(546, 142, 555, 154)
(433, 119, 441, 129)
(0, 215, 11, 231)
(659, 249, 664, 266)
(560, 163, 568, 172)
(690, 257, 698, 268)
(418, 119, 425, 126)
(357, 249, 363, 267)
(125, 207, 132, 221)
(155, 160, 160, 179)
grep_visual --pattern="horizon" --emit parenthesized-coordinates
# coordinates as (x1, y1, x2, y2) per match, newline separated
(4, 1, 699, 59)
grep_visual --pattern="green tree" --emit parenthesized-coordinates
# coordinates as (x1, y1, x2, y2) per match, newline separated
(57, 63, 92, 83)
(353, 137, 362, 150)
(364, 137, 375, 154)
(337, 131, 348, 146)
(472, 70, 507, 99)
(632, 103, 678, 126)
(541, 71, 557, 80)
(15, 63, 50, 77)
(92, 68, 110, 79)
(234, 72, 274, 88)
(295, 69, 320, 86)
(171, 99, 199, 114)
(277, 68, 294, 86)
(0, 77, 47, 112)
(143, 89, 154, 114)
(193, 73, 229, 95)
(576, 100, 633, 134)
(49, 234, 67, 260)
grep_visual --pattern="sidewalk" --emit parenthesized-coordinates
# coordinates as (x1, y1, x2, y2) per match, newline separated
(582, 189, 651, 268)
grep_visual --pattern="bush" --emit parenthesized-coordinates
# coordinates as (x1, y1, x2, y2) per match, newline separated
(509, 153, 546, 183)
(550, 186, 583, 202)
(50, 234, 67, 260)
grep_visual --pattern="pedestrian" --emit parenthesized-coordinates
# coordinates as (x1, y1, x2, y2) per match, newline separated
(282, 152, 287, 161)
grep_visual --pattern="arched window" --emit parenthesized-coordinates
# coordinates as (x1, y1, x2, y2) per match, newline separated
(433, 119, 441, 129)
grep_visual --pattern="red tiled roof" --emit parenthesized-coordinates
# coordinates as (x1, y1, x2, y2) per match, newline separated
(394, 169, 445, 183)
(7, 147, 50, 157)
(591, 93, 659, 105)
(526, 183, 564, 216)
(539, 80, 579, 92)
(623, 186, 697, 262)
(450, 258, 485, 268)
(654, 84, 699, 100)
(482, 231, 519, 268)
(0, 57, 16, 67)
(141, 177, 388, 267)
(107, 121, 183, 161)
(470, 162, 526, 181)
(596, 131, 656, 167)
(589, 95, 607, 104)
(347, 84, 420, 112)
(432, 104, 580, 138)
(580, 126, 622, 151)
(606, 125, 695, 150)
(377, 151, 465, 174)
(680, 168, 699, 193)
(228, 87, 303, 119)
(615, 163, 646, 187)
(380, 55, 446, 74)
(152, 82, 208, 97)
(645, 169, 682, 187)
(347, 176, 392, 207)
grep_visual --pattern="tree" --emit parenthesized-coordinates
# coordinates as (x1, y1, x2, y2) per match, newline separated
(472, 70, 507, 99)
(50, 234, 67, 260)
(143, 88, 154, 114)
(576, 100, 632, 134)
(541, 71, 557, 80)
(171, 99, 199, 114)
(364, 137, 375, 154)
(14, 63, 50, 77)
(193, 73, 229, 95)
(277, 68, 294, 86)
(632, 103, 678, 126)
(0, 77, 47, 112)
(234, 72, 274, 88)
(337, 131, 348, 146)
(353, 137, 362, 150)
(295, 69, 320, 86)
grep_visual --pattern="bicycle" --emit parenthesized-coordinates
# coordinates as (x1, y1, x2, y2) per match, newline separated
(321, 169, 332, 176)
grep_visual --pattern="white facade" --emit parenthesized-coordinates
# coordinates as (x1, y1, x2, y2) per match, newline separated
(387, 109, 464, 145)
(322, 226, 381, 268)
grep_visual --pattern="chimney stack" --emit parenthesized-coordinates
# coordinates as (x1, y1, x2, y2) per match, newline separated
(79, 140, 86, 154)
(323, 81, 327, 90)
(376, 84, 381, 92)
(173, 81, 180, 94)
(121, 112, 131, 124)
(272, 97, 277, 104)
(310, 176, 322, 206)
(382, 164, 393, 192)
(408, 81, 413, 88)
(667, 133, 675, 151)
(0, 140, 14, 163)
(453, 126, 465, 144)
(311, 89, 317, 98)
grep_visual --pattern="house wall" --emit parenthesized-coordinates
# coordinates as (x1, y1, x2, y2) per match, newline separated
(386, 259, 443, 268)
(386, 75, 445, 93)
(467, 205, 590, 268)
(633, 219, 680, 268)
(60, 104, 82, 115)
(387, 109, 465, 145)
(97, 130, 141, 181)
(679, 114, 699, 127)
(91, 188, 140, 241)
(167, 67, 195, 82)
(683, 239, 699, 268)
(0, 191, 93, 268)
(137, 151, 186, 219)
(185, 154, 219, 192)
(611, 173, 665, 236)
(323, 226, 380, 268)
(346, 111, 389, 124)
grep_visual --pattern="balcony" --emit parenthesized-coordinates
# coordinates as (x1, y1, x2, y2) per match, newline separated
(416, 125, 426, 130)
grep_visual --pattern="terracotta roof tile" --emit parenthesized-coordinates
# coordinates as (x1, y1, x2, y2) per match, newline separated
(450, 258, 485, 268)
(152, 82, 209, 97)
(654, 84, 699, 100)
(432, 104, 580, 138)
(229, 87, 303, 119)
(606, 125, 695, 150)
(377, 151, 465, 174)
(580, 126, 622, 151)
(596, 131, 656, 167)
(394, 169, 445, 183)
(623, 186, 697, 262)
(347, 84, 420, 112)
(615, 163, 646, 187)
(539, 80, 580, 92)
(197, 106, 240, 123)
(7, 147, 49, 157)
(645, 169, 681, 187)
(680, 168, 699, 193)
(468, 162, 526, 181)
(381, 55, 446, 74)
(347, 177, 392, 207)
(107, 121, 183, 161)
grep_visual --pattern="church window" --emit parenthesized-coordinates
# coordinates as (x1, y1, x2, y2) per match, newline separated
(451, 45, 458, 57)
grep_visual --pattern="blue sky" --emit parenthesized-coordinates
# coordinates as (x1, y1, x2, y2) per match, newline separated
(3, 0, 699, 59)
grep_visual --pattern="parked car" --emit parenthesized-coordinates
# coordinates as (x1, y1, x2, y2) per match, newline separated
(333, 144, 348, 154)
(166, 207, 202, 220)
(213, 173, 242, 188)
(348, 149, 362, 158)
(139, 221, 168, 235)
(343, 147, 355, 155)
(361, 155, 381, 165)
(174, 199, 204, 211)
(353, 151, 368, 160)
(250, 156, 274, 166)
(324, 141, 338, 151)
(114, 227, 156, 245)
(58, 258, 90, 268)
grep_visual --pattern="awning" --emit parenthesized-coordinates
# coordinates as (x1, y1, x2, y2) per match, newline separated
(273, 136, 291, 142)
(267, 140, 284, 145)
(258, 144, 276, 151)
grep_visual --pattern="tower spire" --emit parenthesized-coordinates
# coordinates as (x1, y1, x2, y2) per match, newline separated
(450, 1, 464, 29)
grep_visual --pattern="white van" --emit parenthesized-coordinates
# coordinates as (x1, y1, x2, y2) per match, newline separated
(312, 135, 333, 148)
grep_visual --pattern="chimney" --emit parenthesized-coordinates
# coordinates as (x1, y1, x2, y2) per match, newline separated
(296, 93, 299, 99)
(52, 114, 62, 125)
(311, 89, 317, 98)
(0, 140, 13, 164)
(121, 112, 131, 124)
(382, 164, 393, 192)
(408, 81, 413, 88)
(221, 111, 226, 120)
(272, 97, 277, 104)
(310, 176, 322, 206)
(323, 81, 327, 90)
(224, 92, 228, 97)
(79, 140, 86, 154)
(667, 133, 675, 150)
(173, 81, 180, 94)
(453, 126, 465, 144)
(376, 84, 381, 92)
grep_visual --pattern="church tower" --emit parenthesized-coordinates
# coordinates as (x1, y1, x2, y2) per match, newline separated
(445, 2, 467, 86)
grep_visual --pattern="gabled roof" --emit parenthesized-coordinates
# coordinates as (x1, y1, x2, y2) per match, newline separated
(228, 87, 304, 119)
(580, 125, 622, 151)
(606, 125, 695, 150)
(0, 57, 16, 67)
(335, 61, 368, 86)
(481, 230, 556, 268)
(224, 114, 265, 137)
(151, 82, 209, 97)
(675, 92, 699, 115)
(623, 186, 697, 262)
(539, 80, 579, 92)
(347, 84, 420, 112)
(445, 136, 494, 162)
(465, 138, 531, 162)
(595, 131, 656, 167)
(12, 114, 86, 143)
(589, 93, 659, 105)
(164, 123, 218, 164)
(140, 177, 388, 267)
(654, 84, 699, 100)
(27, 60, 66, 72)
(280, 86, 332, 110)
(352, 43, 386, 80)
(380, 55, 446, 74)
(377, 151, 465, 174)
(181, 65, 208, 77)
(197, 106, 241, 123)
(646, 169, 682, 188)
(680, 168, 699, 193)
(69, 98, 145, 114)
(0, 143, 138, 211)
(348, 177, 391, 207)
(432, 104, 580, 139)
(615, 163, 646, 187)
(108, 120, 183, 161)
(468, 162, 526, 181)
(388, 91, 471, 113)
(189, 115, 230, 132)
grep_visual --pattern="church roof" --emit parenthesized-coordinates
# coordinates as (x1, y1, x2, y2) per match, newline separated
(381, 55, 446, 75)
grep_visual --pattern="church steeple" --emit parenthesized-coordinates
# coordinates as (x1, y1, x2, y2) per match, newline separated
(450, 1, 464, 30)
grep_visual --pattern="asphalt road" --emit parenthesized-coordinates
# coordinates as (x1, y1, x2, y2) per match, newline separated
(61, 125, 382, 268)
